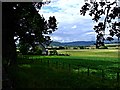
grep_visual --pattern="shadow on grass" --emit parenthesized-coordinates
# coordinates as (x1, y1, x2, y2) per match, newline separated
(7, 58, 120, 88)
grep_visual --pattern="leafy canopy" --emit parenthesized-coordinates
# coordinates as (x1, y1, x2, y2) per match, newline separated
(80, 0, 120, 48)
(12, 2, 58, 53)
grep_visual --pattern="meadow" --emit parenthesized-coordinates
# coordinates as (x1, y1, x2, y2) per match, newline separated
(8, 48, 120, 88)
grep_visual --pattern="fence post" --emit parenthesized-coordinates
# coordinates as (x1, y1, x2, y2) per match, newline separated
(88, 67, 90, 76)
(41, 59, 42, 63)
(62, 62, 64, 69)
(32, 58, 34, 64)
(69, 64, 71, 73)
(48, 60, 50, 67)
(59, 63, 61, 69)
(78, 65, 80, 74)
(56, 61, 58, 69)
(117, 72, 119, 83)
(101, 69, 104, 80)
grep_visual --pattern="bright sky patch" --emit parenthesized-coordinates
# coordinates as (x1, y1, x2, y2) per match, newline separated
(39, 0, 118, 42)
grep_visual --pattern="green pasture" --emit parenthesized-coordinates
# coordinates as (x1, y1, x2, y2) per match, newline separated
(20, 49, 120, 76)
(57, 49, 119, 58)
(9, 62, 116, 88)
(9, 49, 120, 88)
(18, 49, 120, 74)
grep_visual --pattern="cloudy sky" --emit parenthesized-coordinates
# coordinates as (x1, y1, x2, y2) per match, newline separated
(39, 0, 117, 42)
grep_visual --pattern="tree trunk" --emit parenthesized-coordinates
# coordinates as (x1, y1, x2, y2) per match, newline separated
(2, 25, 16, 67)
(2, 3, 17, 67)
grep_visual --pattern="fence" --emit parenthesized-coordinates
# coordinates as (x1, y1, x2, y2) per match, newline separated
(20, 56, 120, 86)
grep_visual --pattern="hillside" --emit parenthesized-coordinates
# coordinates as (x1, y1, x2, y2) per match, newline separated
(50, 41, 95, 46)
(50, 40, 120, 46)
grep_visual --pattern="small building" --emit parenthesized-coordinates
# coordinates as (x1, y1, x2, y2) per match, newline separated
(38, 43, 48, 55)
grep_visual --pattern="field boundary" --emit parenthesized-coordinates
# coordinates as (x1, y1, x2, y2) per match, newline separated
(19, 56, 120, 87)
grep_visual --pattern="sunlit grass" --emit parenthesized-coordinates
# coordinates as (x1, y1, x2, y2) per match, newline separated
(57, 49, 119, 58)
(9, 49, 120, 88)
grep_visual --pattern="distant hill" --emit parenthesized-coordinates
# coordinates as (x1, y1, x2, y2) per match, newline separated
(104, 38, 120, 44)
(50, 41, 61, 46)
(50, 41, 95, 46)
(50, 39, 120, 46)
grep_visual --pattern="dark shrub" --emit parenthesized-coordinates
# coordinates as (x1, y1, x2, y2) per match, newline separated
(73, 47, 78, 49)
(99, 46, 108, 49)
(79, 46, 86, 49)
(49, 49, 58, 55)
(59, 46, 65, 49)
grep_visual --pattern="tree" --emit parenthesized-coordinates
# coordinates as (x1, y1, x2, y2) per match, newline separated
(2, 2, 57, 66)
(16, 3, 57, 54)
(80, 0, 120, 49)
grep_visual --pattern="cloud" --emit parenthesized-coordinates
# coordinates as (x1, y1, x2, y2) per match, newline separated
(72, 25, 77, 29)
(86, 32, 96, 35)
(40, 0, 115, 42)
(51, 36, 62, 41)
(39, 0, 90, 22)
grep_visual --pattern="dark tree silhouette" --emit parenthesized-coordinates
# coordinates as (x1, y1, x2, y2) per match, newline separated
(2, 2, 57, 67)
(80, 0, 120, 48)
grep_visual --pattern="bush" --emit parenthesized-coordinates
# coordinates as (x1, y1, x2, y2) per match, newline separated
(58, 46, 65, 49)
(99, 46, 108, 49)
(65, 47, 69, 49)
(27, 52, 34, 55)
(49, 49, 58, 55)
(73, 47, 78, 49)
(33, 46, 42, 55)
(79, 46, 86, 49)
(34, 49, 42, 55)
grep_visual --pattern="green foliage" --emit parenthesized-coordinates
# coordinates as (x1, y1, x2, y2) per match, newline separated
(58, 46, 65, 49)
(80, 1, 120, 48)
(73, 47, 78, 49)
(19, 42, 30, 55)
(79, 46, 86, 49)
(49, 49, 58, 55)
(16, 3, 57, 53)
(65, 47, 69, 49)
(33, 46, 42, 55)
(2, 2, 58, 66)
(99, 46, 108, 49)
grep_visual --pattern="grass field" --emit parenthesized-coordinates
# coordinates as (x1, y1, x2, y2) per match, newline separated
(57, 49, 119, 58)
(8, 49, 120, 88)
